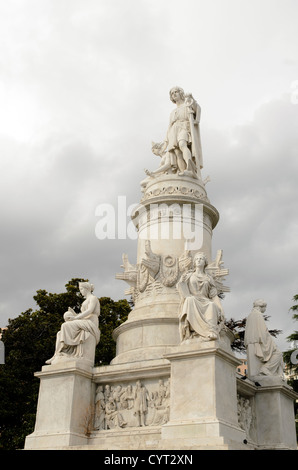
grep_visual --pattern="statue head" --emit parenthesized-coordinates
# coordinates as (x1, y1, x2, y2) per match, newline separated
(151, 141, 164, 156)
(169, 86, 185, 103)
(79, 281, 94, 296)
(193, 251, 208, 269)
(253, 299, 267, 312)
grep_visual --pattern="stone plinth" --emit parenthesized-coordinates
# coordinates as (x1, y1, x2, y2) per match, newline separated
(161, 331, 249, 450)
(24, 360, 94, 449)
(253, 376, 297, 449)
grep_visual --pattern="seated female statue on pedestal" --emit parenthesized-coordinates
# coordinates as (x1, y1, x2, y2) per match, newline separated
(177, 252, 225, 342)
(46, 282, 100, 364)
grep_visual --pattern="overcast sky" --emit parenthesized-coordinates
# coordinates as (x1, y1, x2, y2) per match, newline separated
(0, 0, 297, 352)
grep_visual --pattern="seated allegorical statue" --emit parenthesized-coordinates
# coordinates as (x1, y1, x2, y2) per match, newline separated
(244, 299, 284, 379)
(177, 252, 225, 342)
(46, 281, 100, 365)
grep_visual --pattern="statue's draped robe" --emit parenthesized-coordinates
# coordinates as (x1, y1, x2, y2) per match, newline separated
(54, 298, 100, 359)
(178, 272, 222, 340)
(244, 308, 284, 376)
(166, 100, 203, 171)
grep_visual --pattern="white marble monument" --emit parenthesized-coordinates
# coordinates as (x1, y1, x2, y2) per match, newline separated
(244, 299, 284, 379)
(25, 87, 297, 450)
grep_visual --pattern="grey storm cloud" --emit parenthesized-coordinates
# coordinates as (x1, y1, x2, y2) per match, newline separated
(0, 0, 298, 353)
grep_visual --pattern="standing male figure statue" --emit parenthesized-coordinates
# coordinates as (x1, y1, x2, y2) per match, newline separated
(163, 86, 203, 178)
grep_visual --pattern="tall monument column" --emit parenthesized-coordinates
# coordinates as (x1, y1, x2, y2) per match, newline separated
(114, 87, 228, 365)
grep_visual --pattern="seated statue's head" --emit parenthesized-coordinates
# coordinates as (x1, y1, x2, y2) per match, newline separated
(79, 281, 94, 297)
(193, 252, 208, 269)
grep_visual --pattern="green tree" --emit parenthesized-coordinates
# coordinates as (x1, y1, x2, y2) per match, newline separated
(96, 297, 130, 365)
(283, 294, 298, 373)
(0, 278, 130, 450)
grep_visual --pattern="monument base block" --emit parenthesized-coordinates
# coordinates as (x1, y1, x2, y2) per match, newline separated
(161, 335, 249, 450)
(252, 376, 298, 449)
(25, 332, 298, 450)
(24, 360, 94, 450)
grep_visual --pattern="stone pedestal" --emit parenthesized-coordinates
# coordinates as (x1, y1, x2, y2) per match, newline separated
(253, 376, 297, 449)
(161, 332, 248, 449)
(24, 360, 94, 449)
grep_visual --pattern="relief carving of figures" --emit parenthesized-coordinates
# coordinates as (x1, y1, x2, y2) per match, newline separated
(46, 282, 100, 364)
(150, 379, 170, 426)
(105, 397, 127, 429)
(134, 380, 150, 427)
(244, 299, 285, 379)
(119, 385, 134, 410)
(177, 252, 225, 342)
(93, 379, 170, 431)
(94, 385, 105, 430)
(237, 395, 254, 439)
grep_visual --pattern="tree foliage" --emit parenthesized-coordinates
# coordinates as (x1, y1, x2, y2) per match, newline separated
(283, 294, 298, 439)
(283, 294, 298, 370)
(0, 278, 130, 450)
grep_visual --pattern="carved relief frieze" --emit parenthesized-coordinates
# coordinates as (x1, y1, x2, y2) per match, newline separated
(93, 379, 170, 431)
(141, 184, 209, 203)
(237, 394, 255, 441)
